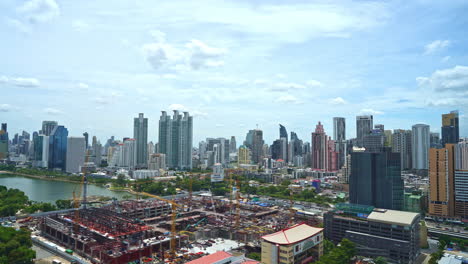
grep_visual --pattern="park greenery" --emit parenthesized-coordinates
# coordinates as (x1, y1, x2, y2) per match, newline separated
(0, 185, 60, 217)
(316, 238, 356, 264)
(0, 226, 35, 264)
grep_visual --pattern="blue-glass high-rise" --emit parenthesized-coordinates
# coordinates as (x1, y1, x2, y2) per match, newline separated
(48, 125, 68, 170)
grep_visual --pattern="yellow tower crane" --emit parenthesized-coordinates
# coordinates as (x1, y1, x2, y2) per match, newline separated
(141, 192, 181, 257)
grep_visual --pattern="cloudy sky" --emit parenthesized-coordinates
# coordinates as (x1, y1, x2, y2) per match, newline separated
(1, 0, 468, 144)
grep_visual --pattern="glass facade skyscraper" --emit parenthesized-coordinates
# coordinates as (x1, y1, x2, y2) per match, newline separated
(349, 150, 403, 210)
(133, 113, 148, 167)
(48, 125, 68, 170)
(442, 110, 459, 146)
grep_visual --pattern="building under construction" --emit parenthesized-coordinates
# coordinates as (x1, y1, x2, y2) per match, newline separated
(35, 195, 320, 264)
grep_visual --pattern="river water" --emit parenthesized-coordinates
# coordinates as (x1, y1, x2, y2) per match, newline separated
(0, 174, 135, 203)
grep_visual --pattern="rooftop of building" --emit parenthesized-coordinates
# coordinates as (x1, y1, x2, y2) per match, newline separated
(367, 209, 419, 226)
(261, 223, 323, 245)
(186, 251, 232, 264)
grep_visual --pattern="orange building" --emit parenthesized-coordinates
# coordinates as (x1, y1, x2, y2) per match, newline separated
(428, 144, 455, 218)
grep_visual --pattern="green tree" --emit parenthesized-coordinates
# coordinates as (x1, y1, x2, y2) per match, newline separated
(0, 226, 36, 264)
(247, 252, 261, 261)
(55, 199, 73, 209)
(374, 256, 387, 264)
(323, 239, 335, 254)
(116, 174, 127, 187)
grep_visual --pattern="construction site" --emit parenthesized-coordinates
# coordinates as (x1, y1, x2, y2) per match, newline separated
(29, 174, 320, 264)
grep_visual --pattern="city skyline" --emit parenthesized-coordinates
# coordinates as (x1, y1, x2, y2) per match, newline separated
(1, 0, 468, 143)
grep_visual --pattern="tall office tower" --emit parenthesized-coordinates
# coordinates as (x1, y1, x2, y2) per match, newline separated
(271, 138, 287, 161)
(206, 138, 230, 165)
(199, 141, 207, 160)
(328, 138, 338, 171)
(0, 123, 8, 159)
(429, 144, 455, 217)
(148, 141, 155, 157)
(374, 124, 384, 132)
(238, 145, 250, 165)
(83, 132, 89, 149)
(250, 129, 264, 164)
(40, 136, 49, 168)
(66, 137, 86, 174)
(48, 126, 68, 170)
(229, 136, 236, 154)
(108, 144, 122, 167)
(333, 117, 346, 141)
(22, 131, 30, 141)
(384, 130, 392, 147)
(392, 129, 412, 170)
(430, 132, 441, 148)
(412, 124, 430, 170)
(455, 142, 468, 219)
(363, 130, 385, 152)
(42, 121, 58, 136)
(262, 144, 270, 158)
(356, 115, 373, 147)
(93, 141, 102, 167)
(122, 139, 137, 169)
(134, 113, 148, 167)
(442, 110, 459, 146)
(290, 131, 303, 159)
(148, 153, 166, 170)
(32, 134, 43, 166)
(158, 111, 193, 170)
(349, 151, 404, 210)
(311, 122, 328, 170)
(279, 124, 288, 162)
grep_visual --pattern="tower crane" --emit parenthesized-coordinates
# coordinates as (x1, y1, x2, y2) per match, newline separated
(141, 192, 181, 257)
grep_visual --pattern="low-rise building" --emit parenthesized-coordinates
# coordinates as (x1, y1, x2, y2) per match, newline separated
(324, 203, 421, 264)
(261, 223, 323, 264)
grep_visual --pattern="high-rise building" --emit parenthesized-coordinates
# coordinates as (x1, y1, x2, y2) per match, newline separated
(412, 124, 430, 170)
(83, 132, 89, 149)
(333, 117, 346, 141)
(66, 137, 86, 174)
(311, 122, 328, 170)
(430, 132, 441, 148)
(384, 130, 392, 147)
(134, 113, 148, 167)
(0, 123, 8, 159)
(392, 129, 412, 170)
(349, 151, 403, 210)
(229, 136, 236, 154)
(251, 129, 264, 164)
(455, 142, 468, 219)
(428, 144, 455, 217)
(148, 153, 166, 170)
(442, 110, 459, 146)
(374, 124, 384, 132)
(279, 124, 288, 162)
(328, 138, 338, 171)
(122, 139, 137, 169)
(48, 126, 68, 170)
(158, 111, 193, 170)
(206, 138, 230, 165)
(1, 123, 6, 132)
(356, 115, 373, 147)
(42, 121, 58, 136)
(363, 130, 385, 152)
(290, 131, 303, 163)
(93, 141, 102, 167)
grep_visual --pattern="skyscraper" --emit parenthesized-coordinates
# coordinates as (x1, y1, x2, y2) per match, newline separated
(122, 139, 137, 169)
(158, 110, 193, 170)
(41, 121, 58, 136)
(83, 132, 89, 149)
(363, 130, 385, 152)
(279, 124, 288, 162)
(48, 125, 68, 170)
(134, 113, 148, 167)
(356, 115, 373, 147)
(251, 129, 264, 164)
(442, 110, 459, 146)
(412, 124, 430, 170)
(0, 124, 8, 159)
(229, 136, 237, 154)
(311, 121, 328, 170)
(238, 145, 250, 165)
(333, 117, 346, 141)
(66, 137, 86, 174)
(349, 151, 403, 210)
(429, 144, 455, 217)
(430, 132, 441, 148)
(374, 124, 384, 132)
(392, 129, 412, 170)
(455, 142, 468, 219)
(206, 138, 230, 165)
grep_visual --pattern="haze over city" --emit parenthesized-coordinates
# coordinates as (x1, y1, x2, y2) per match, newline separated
(1, 0, 468, 143)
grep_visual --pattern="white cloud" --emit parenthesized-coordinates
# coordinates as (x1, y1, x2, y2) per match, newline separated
(0, 104, 12, 112)
(0, 76, 40, 87)
(168, 104, 189, 112)
(442, 56, 451, 62)
(186, 39, 226, 70)
(44, 107, 63, 115)
(417, 65, 468, 92)
(306, 80, 323, 87)
(270, 82, 306, 92)
(18, 0, 60, 24)
(359, 108, 384, 115)
(72, 20, 90, 32)
(142, 42, 173, 70)
(329, 97, 347, 105)
(77, 82, 89, 90)
(275, 95, 302, 104)
(424, 40, 450, 55)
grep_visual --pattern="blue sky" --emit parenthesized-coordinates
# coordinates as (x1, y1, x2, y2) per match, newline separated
(1, 0, 468, 144)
